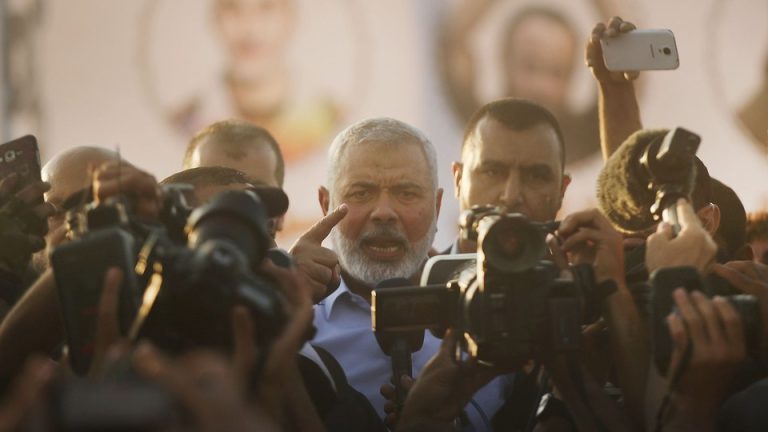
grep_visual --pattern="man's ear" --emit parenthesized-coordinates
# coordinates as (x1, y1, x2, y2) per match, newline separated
(435, 188, 444, 219)
(560, 173, 572, 199)
(274, 214, 285, 232)
(451, 162, 463, 199)
(318, 186, 330, 216)
(697, 203, 721, 235)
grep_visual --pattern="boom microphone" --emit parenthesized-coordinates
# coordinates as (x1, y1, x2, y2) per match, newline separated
(597, 128, 700, 234)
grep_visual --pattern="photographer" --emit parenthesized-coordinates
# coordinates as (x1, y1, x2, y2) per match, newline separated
(0, 259, 325, 432)
(643, 199, 749, 432)
(588, 17, 747, 265)
(183, 120, 287, 237)
(160, 166, 289, 240)
(555, 206, 648, 426)
(33, 147, 121, 273)
(395, 330, 496, 432)
(0, 154, 156, 382)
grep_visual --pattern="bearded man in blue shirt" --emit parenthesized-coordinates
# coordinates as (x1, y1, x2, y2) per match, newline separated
(298, 117, 507, 431)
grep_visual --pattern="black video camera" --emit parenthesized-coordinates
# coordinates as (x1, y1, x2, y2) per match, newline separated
(373, 206, 598, 368)
(129, 189, 287, 356)
(650, 266, 762, 375)
(53, 188, 287, 374)
(52, 196, 150, 375)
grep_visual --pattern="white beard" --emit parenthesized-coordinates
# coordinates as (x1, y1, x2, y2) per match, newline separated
(330, 220, 436, 287)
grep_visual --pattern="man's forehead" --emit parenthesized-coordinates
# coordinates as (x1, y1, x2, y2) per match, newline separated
(337, 140, 431, 187)
(196, 139, 279, 186)
(198, 137, 274, 160)
(467, 118, 563, 167)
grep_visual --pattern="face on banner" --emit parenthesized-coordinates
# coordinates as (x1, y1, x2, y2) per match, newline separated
(439, 0, 631, 167)
(9, 0, 767, 252)
(139, 0, 369, 246)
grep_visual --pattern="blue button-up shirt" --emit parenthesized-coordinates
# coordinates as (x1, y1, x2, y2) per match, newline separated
(312, 277, 511, 431)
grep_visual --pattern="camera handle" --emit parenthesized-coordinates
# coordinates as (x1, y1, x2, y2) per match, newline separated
(390, 337, 413, 414)
(651, 184, 690, 237)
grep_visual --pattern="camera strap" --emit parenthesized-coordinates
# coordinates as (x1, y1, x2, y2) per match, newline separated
(565, 352, 610, 432)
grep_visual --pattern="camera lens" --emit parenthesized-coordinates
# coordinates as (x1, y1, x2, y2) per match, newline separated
(480, 215, 546, 272)
(493, 229, 523, 259)
(662, 47, 671, 55)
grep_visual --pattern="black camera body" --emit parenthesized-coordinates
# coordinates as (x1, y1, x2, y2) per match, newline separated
(54, 188, 287, 372)
(373, 206, 589, 368)
(52, 199, 143, 375)
(130, 190, 287, 356)
(650, 266, 762, 375)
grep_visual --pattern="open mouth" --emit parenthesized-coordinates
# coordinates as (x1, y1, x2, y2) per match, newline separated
(362, 238, 405, 260)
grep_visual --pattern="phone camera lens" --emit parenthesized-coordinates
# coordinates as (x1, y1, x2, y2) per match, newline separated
(662, 47, 672, 55)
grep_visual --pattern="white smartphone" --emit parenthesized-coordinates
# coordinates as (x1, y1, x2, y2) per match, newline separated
(601, 29, 679, 71)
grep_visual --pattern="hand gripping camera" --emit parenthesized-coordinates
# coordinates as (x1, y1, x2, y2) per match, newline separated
(373, 206, 600, 368)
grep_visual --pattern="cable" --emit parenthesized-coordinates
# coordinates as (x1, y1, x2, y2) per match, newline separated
(468, 398, 491, 431)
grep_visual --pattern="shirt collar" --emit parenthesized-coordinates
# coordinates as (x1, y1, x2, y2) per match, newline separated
(320, 277, 369, 320)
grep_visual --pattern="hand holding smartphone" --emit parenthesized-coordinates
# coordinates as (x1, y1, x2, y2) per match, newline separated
(0, 135, 50, 264)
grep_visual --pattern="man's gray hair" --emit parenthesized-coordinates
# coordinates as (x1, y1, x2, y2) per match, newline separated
(326, 118, 438, 194)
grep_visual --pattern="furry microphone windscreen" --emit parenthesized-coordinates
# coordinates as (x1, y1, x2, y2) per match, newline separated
(596, 128, 669, 234)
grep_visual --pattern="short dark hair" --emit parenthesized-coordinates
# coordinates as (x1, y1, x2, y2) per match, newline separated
(183, 119, 285, 186)
(461, 98, 566, 167)
(710, 178, 747, 260)
(160, 166, 252, 188)
(691, 158, 712, 211)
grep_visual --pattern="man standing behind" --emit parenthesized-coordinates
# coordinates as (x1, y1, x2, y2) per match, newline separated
(183, 119, 290, 239)
(183, 119, 285, 188)
(451, 98, 571, 253)
(298, 118, 504, 430)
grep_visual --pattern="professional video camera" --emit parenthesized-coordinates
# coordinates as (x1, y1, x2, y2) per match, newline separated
(372, 205, 605, 368)
(130, 189, 287, 355)
(52, 187, 288, 374)
(52, 193, 164, 375)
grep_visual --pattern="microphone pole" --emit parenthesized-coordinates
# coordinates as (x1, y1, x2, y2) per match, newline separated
(373, 278, 424, 416)
(390, 336, 413, 412)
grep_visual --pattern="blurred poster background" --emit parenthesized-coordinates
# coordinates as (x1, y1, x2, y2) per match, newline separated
(1, 0, 766, 249)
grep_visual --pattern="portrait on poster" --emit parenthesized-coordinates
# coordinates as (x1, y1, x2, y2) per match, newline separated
(138, 0, 369, 243)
